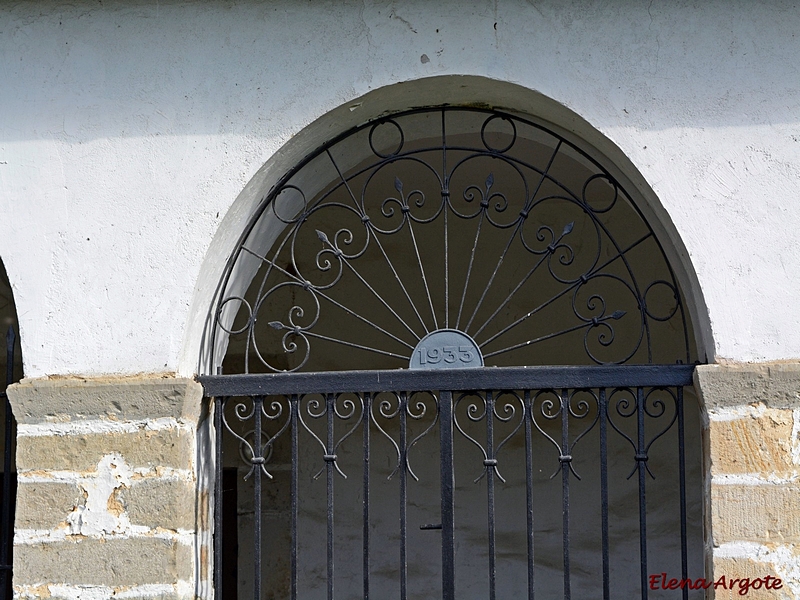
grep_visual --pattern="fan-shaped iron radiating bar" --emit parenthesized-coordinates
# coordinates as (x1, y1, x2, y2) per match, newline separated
(212, 107, 691, 373)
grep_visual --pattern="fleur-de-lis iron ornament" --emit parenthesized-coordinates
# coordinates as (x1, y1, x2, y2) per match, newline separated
(212, 108, 691, 373)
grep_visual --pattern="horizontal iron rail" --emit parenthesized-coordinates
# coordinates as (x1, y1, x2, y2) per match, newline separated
(199, 364, 694, 397)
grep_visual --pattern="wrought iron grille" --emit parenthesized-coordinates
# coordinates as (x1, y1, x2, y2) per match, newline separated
(208, 107, 693, 376)
(201, 365, 699, 600)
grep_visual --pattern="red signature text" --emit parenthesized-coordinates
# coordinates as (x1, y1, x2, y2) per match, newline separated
(649, 573, 783, 595)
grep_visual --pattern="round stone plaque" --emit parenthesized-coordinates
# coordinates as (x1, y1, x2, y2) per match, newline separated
(409, 329, 484, 370)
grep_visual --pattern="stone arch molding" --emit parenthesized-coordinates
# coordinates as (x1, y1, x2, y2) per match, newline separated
(183, 75, 713, 376)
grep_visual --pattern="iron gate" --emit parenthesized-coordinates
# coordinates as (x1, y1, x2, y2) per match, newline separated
(202, 363, 697, 600)
(202, 105, 702, 600)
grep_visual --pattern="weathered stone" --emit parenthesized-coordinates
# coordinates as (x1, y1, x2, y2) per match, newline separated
(712, 485, 800, 543)
(709, 408, 795, 476)
(14, 537, 192, 586)
(13, 584, 52, 598)
(16, 428, 194, 472)
(712, 556, 794, 600)
(120, 478, 196, 530)
(15, 482, 83, 530)
(695, 363, 800, 409)
(176, 541, 193, 586)
(7, 377, 204, 424)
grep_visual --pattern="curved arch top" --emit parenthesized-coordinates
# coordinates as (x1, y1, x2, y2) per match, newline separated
(185, 77, 712, 375)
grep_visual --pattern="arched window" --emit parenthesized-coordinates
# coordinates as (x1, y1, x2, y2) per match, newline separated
(201, 106, 704, 599)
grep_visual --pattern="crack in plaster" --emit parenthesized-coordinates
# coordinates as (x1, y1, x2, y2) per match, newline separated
(388, 8, 417, 33)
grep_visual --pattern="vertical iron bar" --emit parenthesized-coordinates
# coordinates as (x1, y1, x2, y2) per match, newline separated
(0, 327, 13, 598)
(677, 387, 688, 600)
(636, 387, 648, 600)
(291, 395, 299, 600)
(560, 389, 571, 600)
(439, 391, 455, 600)
(524, 391, 535, 600)
(400, 392, 408, 600)
(254, 396, 263, 600)
(442, 110, 449, 330)
(486, 392, 496, 600)
(599, 389, 610, 600)
(214, 395, 224, 599)
(362, 393, 371, 600)
(326, 393, 335, 600)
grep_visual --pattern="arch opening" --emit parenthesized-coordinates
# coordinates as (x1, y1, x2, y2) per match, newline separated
(186, 76, 713, 378)
(198, 87, 708, 600)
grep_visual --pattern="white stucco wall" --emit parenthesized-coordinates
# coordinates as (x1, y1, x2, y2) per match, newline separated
(1, 0, 799, 377)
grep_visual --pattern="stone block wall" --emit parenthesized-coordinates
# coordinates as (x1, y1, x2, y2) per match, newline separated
(7, 378, 207, 600)
(697, 364, 800, 599)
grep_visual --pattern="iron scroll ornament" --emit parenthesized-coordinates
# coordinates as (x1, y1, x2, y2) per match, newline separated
(212, 107, 692, 373)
